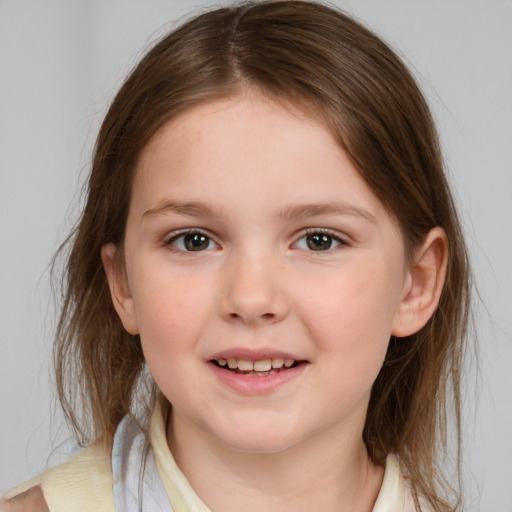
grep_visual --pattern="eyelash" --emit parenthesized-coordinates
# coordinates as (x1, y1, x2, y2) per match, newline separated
(295, 228, 348, 252)
(164, 228, 348, 253)
(164, 229, 219, 253)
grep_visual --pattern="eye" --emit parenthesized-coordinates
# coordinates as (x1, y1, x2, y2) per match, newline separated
(167, 231, 218, 252)
(294, 230, 344, 251)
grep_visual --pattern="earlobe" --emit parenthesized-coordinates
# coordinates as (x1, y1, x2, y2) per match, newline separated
(392, 227, 448, 337)
(101, 243, 139, 335)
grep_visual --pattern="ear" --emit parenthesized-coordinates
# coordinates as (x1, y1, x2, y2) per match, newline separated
(101, 243, 139, 335)
(392, 227, 448, 337)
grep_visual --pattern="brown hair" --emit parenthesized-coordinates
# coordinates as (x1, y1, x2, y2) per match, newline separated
(54, 2, 471, 510)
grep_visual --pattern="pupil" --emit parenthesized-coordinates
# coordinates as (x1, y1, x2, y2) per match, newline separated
(184, 233, 209, 251)
(307, 234, 332, 251)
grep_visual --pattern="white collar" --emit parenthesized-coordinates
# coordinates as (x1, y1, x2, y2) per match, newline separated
(112, 396, 406, 512)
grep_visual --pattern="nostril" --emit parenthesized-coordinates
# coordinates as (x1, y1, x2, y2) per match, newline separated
(227, 311, 275, 321)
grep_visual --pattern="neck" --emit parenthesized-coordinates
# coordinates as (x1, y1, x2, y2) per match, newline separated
(167, 410, 384, 512)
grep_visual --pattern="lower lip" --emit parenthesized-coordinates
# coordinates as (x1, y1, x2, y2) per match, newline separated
(208, 362, 307, 395)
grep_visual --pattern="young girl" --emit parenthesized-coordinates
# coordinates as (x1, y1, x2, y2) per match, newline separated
(1, 1, 471, 511)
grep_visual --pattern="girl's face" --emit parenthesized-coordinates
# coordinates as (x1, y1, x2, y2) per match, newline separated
(109, 95, 415, 455)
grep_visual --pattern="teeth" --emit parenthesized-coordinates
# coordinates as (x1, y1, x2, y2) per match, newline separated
(237, 359, 254, 371)
(271, 357, 284, 368)
(215, 357, 296, 371)
(246, 370, 277, 377)
(253, 359, 272, 371)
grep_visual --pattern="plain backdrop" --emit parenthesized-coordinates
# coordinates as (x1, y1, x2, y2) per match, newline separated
(1, 1, 511, 510)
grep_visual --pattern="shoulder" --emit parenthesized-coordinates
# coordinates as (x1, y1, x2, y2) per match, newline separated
(403, 479, 435, 512)
(0, 486, 49, 512)
(1, 440, 114, 512)
(376, 454, 435, 512)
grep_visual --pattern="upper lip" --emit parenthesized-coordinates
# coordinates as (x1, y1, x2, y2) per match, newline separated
(208, 348, 304, 361)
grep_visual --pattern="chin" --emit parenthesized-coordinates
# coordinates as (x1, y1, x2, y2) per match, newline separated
(215, 419, 304, 455)
(225, 436, 297, 454)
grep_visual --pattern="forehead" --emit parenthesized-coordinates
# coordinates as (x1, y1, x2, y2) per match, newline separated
(130, 95, 387, 222)
(140, 94, 332, 163)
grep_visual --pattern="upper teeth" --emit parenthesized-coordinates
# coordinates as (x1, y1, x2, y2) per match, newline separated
(216, 358, 295, 371)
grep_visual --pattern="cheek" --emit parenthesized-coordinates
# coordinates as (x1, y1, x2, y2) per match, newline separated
(131, 270, 214, 359)
(132, 271, 216, 405)
(296, 260, 402, 365)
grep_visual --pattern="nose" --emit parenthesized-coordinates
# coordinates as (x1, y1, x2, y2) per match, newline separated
(218, 250, 289, 325)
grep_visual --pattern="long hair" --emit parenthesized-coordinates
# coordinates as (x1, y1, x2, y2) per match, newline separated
(53, 2, 471, 510)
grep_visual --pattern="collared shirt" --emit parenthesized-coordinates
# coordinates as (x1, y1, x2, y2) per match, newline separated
(2, 395, 421, 511)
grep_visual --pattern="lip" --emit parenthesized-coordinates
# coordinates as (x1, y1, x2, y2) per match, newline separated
(208, 359, 308, 396)
(209, 347, 301, 361)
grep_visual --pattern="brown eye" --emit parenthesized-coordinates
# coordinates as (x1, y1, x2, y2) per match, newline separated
(168, 231, 217, 252)
(306, 233, 333, 251)
(294, 231, 344, 252)
(183, 233, 210, 251)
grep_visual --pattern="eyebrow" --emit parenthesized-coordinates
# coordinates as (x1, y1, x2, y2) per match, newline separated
(143, 200, 376, 223)
(276, 203, 376, 223)
(143, 200, 225, 219)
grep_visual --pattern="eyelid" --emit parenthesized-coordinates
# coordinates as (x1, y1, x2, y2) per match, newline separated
(164, 228, 220, 252)
(162, 227, 349, 252)
(293, 228, 349, 251)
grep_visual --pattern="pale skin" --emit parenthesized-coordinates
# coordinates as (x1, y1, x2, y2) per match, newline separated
(102, 93, 448, 512)
(0, 487, 49, 512)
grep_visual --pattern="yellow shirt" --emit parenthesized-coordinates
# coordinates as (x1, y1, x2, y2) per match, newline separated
(2, 397, 411, 511)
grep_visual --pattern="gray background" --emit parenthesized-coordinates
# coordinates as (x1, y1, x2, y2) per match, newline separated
(1, 1, 511, 510)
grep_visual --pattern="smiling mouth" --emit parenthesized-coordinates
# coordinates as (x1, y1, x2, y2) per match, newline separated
(210, 357, 301, 376)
